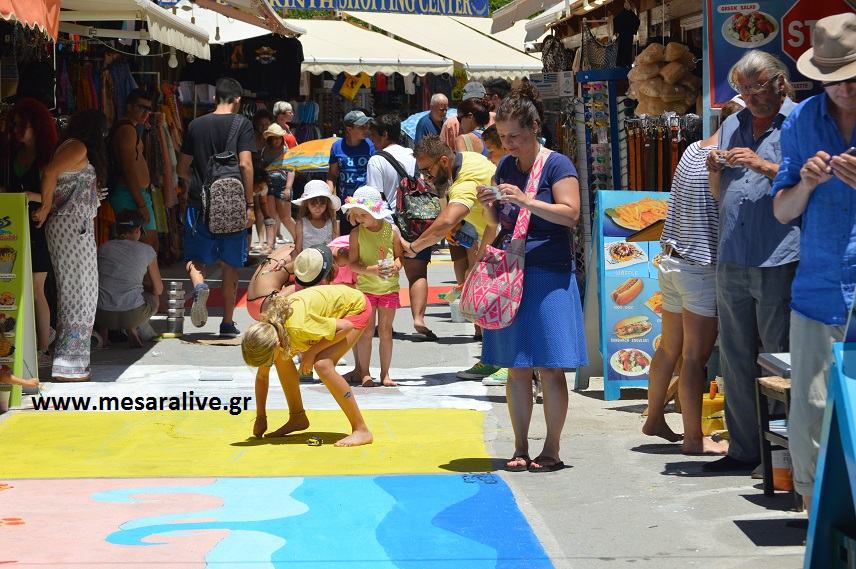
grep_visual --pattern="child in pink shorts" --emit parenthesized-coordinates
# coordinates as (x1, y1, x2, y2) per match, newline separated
(341, 186, 402, 388)
(328, 235, 358, 287)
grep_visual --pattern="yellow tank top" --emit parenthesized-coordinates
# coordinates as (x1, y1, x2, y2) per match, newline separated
(356, 221, 399, 295)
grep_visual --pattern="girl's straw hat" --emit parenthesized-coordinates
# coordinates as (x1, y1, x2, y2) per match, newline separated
(293, 180, 341, 210)
(340, 186, 393, 220)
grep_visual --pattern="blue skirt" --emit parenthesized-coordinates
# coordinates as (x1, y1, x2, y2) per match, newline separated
(482, 265, 588, 369)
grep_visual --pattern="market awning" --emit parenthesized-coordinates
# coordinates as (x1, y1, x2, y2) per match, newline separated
(0, 0, 60, 40)
(60, 0, 210, 59)
(173, 1, 305, 44)
(452, 16, 544, 57)
(490, 0, 557, 34)
(286, 18, 453, 76)
(345, 12, 541, 79)
(523, 0, 614, 42)
(187, 0, 304, 38)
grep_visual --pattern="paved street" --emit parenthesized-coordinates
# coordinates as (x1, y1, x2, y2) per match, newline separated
(0, 257, 807, 568)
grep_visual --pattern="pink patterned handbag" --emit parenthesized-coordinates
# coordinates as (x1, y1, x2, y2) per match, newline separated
(459, 147, 552, 330)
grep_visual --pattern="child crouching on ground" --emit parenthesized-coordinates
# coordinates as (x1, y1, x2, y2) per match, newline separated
(341, 186, 402, 388)
(241, 251, 373, 447)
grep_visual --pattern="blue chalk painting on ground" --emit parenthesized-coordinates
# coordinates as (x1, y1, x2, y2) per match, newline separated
(94, 474, 553, 568)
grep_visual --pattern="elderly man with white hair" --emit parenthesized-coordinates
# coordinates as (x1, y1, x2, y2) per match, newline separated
(414, 93, 448, 144)
(703, 50, 800, 473)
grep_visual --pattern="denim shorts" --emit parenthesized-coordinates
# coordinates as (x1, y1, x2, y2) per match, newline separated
(184, 206, 247, 268)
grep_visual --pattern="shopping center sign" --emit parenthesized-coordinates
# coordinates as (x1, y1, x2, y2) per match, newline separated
(706, 0, 855, 106)
(158, 0, 488, 16)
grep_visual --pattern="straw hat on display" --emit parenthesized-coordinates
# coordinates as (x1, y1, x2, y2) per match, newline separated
(340, 186, 394, 220)
(797, 13, 856, 82)
(293, 245, 334, 287)
(292, 179, 342, 210)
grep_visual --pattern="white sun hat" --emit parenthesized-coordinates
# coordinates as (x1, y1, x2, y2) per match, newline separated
(293, 179, 341, 210)
(340, 186, 394, 220)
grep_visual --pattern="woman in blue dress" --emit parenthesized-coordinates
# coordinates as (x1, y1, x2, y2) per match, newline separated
(477, 83, 587, 473)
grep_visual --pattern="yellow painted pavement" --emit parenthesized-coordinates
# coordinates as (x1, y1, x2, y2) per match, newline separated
(0, 409, 491, 478)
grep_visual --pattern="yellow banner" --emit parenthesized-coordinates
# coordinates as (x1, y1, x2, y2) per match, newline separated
(0, 193, 36, 410)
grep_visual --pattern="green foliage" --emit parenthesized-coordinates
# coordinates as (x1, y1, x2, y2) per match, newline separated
(284, 9, 335, 20)
(490, 0, 516, 13)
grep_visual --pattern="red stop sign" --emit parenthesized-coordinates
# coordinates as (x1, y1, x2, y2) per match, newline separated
(781, 0, 854, 63)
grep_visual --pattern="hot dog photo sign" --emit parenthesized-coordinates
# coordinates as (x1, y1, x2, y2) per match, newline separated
(596, 190, 668, 400)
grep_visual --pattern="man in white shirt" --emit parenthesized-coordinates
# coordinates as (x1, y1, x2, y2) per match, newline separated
(367, 114, 436, 340)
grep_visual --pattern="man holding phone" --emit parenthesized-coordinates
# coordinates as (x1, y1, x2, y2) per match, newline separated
(771, 12, 856, 510)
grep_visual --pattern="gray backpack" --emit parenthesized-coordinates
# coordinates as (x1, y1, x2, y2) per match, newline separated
(201, 115, 247, 235)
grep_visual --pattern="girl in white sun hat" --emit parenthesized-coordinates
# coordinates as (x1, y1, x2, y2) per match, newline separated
(293, 180, 341, 255)
(341, 185, 402, 388)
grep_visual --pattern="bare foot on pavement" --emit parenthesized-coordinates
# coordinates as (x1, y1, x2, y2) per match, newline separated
(642, 418, 683, 443)
(335, 429, 373, 447)
(681, 437, 728, 455)
(264, 411, 310, 437)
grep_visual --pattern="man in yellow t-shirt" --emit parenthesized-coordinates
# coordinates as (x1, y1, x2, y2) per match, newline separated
(402, 135, 496, 276)
(402, 136, 503, 382)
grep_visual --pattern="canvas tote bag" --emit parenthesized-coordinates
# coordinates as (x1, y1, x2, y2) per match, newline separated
(459, 147, 552, 330)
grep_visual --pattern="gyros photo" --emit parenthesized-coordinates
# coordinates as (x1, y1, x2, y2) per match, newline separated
(613, 315, 653, 339)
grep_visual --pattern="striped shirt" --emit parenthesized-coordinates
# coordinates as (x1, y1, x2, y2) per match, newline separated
(660, 141, 719, 266)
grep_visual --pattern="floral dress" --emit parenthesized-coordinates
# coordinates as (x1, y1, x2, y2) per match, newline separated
(46, 163, 99, 379)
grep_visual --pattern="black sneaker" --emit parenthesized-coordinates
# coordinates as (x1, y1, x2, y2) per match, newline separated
(702, 456, 759, 473)
(219, 321, 240, 338)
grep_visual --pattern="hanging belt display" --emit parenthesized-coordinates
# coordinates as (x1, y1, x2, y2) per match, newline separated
(623, 113, 702, 192)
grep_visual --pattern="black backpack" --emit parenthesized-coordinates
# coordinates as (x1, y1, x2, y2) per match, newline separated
(376, 150, 440, 241)
(201, 115, 247, 235)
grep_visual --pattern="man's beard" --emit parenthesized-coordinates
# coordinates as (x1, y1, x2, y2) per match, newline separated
(432, 167, 450, 193)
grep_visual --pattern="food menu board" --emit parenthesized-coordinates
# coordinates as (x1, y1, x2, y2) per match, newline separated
(0, 194, 36, 408)
(706, 0, 856, 106)
(596, 191, 669, 401)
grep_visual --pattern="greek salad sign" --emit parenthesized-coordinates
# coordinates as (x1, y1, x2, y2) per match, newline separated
(706, 0, 856, 106)
(159, 0, 488, 16)
(596, 191, 668, 401)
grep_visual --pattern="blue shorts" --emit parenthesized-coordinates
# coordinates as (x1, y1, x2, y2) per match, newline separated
(451, 220, 479, 249)
(110, 184, 157, 231)
(184, 206, 247, 268)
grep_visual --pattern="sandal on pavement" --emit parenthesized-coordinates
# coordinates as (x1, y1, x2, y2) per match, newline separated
(505, 455, 532, 472)
(414, 325, 438, 341)
(528, 456, 565, 473)
(51, 375, 91, 383)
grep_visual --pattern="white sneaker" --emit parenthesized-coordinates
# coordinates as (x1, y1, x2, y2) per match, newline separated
(190, 284, 210, 328)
